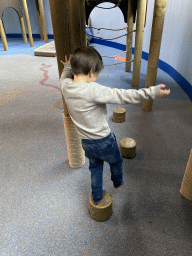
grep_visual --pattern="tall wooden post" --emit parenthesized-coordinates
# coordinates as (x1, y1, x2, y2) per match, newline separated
(125, 0, 134, 72)
(22, 0, 34, 47)
(35, 0, 44, 39)
(0, 19, 8, 51)
(69, 0, 85, 49)
(49, 0, 85, 168)
(132, 0, 147, 87)
(79, 0, 87, 47)
(19, 17, 28, 43)
(49, 0, 72, 79)
(36, 0, 49, 43)
(142, 0, 167, 111)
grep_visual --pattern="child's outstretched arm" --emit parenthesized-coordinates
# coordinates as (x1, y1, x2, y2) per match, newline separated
(60, 55, 73, 80)
(92, 83, 170, 104)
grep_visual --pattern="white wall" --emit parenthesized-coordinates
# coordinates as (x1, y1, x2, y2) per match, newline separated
(88, 1, 192, 86)
(2, 0, 192, 87)
(159, 0, 192, 85)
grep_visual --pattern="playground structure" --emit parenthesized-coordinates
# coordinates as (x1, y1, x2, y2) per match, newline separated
(0, 0, 48, 51)
(48, 0, 167, 169)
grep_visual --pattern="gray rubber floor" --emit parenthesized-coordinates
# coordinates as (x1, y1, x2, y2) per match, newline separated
(1, 41, 192, 255)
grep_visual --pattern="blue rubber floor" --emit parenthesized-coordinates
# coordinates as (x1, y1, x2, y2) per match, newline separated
(1, 39, 192, 256)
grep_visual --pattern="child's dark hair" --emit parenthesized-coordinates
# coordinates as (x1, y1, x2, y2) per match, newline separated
(70, 46, 104, 76)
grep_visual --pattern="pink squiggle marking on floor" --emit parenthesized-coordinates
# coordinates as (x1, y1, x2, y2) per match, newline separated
(39, 63, 61, 91)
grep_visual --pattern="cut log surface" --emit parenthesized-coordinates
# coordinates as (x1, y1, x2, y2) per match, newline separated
(113, 107, 126, 123)
(119, 138, 136, 159)
(89, 190, 112, 222)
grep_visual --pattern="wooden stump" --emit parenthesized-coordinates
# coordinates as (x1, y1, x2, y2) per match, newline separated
(113, 107, 126, 123)
(119, 138, 136, 159)
(180, 150, 192, 201)
(89, 190, 112, 222)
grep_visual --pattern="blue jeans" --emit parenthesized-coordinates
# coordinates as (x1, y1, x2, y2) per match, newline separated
(82, 133, 123, 202)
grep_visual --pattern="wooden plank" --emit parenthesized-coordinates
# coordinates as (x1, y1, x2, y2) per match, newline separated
(34, 40, 56, 57)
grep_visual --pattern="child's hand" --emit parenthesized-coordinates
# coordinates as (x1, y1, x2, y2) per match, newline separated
(61, 54, 71, 65)
(160, 84, 170, 98)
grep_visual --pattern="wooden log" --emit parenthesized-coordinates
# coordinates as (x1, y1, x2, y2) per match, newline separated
(0, 19, 8, 51)
(125, 0, 134, 72)
(21, 0, 34, 47)
(132, 0, 147, 87)
(119, 138, 136, 159)
(19, 17, 28, 43)
(113, 107, 126, 123)
(142, 0, 167, 112)
(180, 150, 192, 201)
(89, 190, 113, 222)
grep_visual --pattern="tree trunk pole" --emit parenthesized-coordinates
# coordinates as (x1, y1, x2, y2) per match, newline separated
(125, 0, 134, 72)
(22, 0, 34, 47)
(19, 17, 28, 43)
(37, 0, 49, 43)
(132, 0, 147, 87)
(79, 0, 87, 46)
(0, 19, 8, 51)
(35, 0, 44, 39)
(69, 0, 85, 49)
(49, 0, 85, 168)
(142, 0, 167, 111)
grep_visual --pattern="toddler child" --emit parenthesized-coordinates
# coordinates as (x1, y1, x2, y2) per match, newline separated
(60, 46, 170, 204)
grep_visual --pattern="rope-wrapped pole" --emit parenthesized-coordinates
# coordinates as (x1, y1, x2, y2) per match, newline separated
(180, 150, 192, 201)
(63, 115, 85, 168)
(132, 0, 147, 87)
(49, 0, 85, 168)
(125, 0, 134, 72)
(142, 0, 167, 111)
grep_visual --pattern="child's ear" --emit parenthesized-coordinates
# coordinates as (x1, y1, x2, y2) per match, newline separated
(89, 70, 93, 78)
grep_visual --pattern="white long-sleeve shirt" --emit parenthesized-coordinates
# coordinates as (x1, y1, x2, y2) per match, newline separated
(60, 64, 162, 139)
